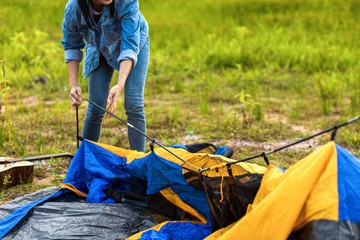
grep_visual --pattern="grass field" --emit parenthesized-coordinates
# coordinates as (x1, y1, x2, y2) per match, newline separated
(1, 0, 360, 203)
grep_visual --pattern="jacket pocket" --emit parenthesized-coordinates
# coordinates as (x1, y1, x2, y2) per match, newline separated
(79, 25, 97, 45)
(102, 24, 121, 44)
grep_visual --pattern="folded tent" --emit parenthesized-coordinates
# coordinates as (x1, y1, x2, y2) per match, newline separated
(0, 140, 359, 239)
(0, 140, 264, 239)
(205, 141, 360, 239)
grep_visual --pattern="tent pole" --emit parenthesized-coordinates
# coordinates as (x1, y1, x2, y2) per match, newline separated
(82, 96, 200, 172)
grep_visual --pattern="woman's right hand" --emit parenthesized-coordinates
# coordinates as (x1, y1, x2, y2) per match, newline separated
(70, 86, 82, 106)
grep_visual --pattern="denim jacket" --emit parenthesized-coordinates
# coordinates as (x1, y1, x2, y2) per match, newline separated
(61, 0, 148, 78)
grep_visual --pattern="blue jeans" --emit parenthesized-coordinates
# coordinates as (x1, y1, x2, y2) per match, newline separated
(82, 40, 149, 152)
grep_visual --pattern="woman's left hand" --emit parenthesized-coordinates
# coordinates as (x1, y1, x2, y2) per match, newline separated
(106, 84, 123, 118)
(106, 60, 132, 118)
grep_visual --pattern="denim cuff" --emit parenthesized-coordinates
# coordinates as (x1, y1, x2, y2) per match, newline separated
(64, 49, 83, 63)
(117, 49, 138, 67)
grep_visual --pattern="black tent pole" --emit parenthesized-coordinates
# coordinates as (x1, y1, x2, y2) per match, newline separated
(199, 115, 360, 173)
(76, 106, 80, 149)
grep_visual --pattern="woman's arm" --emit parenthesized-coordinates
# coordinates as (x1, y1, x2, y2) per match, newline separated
(106, 60, 132, 118)
(117, 0, 141, 67)
(68, 60, 82, 106)
(105, 0, 143, 117)
(62, 2, 85, 107)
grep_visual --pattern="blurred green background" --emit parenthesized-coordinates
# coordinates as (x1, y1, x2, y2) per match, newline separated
(0, 0, 360, 163)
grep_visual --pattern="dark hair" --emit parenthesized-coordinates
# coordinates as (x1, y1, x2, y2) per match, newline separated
(77, 0, 115, 29)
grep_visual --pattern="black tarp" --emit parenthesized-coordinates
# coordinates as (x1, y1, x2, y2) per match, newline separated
(0, 186, 165, 239)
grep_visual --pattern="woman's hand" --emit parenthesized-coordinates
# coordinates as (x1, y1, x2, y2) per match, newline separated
(106, 60, 132, 118)
(70, 86, 82, 106)
(67, 60, 81, 107)
(106, 84, 123, 118)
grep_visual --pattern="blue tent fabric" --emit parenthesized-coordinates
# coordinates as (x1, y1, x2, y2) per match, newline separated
(336, 143, 360, 222)
(127, 152, 210, 220)
(61, 140, 212, 239)
(63, 141, 132, 202)
(214, 146, 229, 156)
(138, 222, 211, 240)
(170, 144, 188, 151)
(64, 141, 210, 218)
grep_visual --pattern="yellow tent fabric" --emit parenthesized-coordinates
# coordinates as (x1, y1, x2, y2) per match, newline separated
(205, 141, 338, 240)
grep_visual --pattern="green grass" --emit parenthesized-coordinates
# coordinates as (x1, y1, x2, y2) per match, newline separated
(1, 0, 360, 203)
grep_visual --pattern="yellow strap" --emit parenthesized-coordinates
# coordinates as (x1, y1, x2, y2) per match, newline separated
(1, 60, 11, 146)
(219, 167, 224, 203)
(60, 183, 88, 198)
(209, 163, 227, 203)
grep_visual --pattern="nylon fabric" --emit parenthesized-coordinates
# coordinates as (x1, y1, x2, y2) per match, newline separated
(125, 152, 211, 220)
(205, 142, 339, 240)
(336, 143, 360, 222)
(127, 221, 211, 240)
(3, 140, 359, 239)
(61, 140, 212, 239)
(293, 143, 338, 230)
